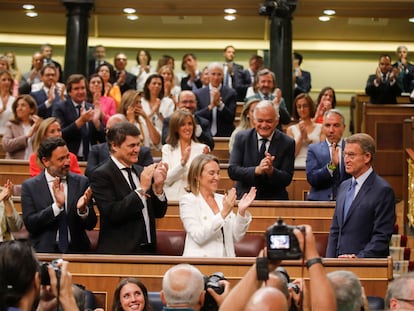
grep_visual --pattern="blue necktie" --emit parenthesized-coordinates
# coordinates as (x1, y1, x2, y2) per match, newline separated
(343, 179, 357, 222)
(58, 205, 69, 252)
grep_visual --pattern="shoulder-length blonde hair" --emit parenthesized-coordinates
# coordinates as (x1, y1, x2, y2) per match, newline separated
(166, 109, 197, 148)
(186, 154, 219, 195)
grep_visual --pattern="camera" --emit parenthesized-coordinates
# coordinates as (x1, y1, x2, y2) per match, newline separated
(266, 218, 302, 260)
(40, 259, 62, 285)
(201, 272, 226, 311)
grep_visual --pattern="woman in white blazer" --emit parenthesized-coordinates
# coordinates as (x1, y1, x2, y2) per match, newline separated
(162, 109, 209, 201)
(179, 154, 256, 257)
(0, 179, 23, 241)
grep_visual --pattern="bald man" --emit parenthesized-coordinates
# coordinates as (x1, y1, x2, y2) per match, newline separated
(245, 287, 288, 311)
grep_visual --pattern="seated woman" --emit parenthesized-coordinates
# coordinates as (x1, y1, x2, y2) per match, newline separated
(88, 73, 116, 125)
(180, 154, 256, 257)
(162, 109, 209, 201)
(287, 93, 323, 168)
(313, 86, 337, 124)
(118, 90, 161, 149)
(112, 277, 152, 311)
(29, 117, 81, 176)
(2, 94, 41, 159)
(0, 179, 23, 241)
(229, 98, 259, 154)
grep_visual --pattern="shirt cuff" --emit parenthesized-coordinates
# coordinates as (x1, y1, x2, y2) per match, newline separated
(217, 101, 225, 111)
(45, 100, 52, 108)
(52, 202, 64, 216)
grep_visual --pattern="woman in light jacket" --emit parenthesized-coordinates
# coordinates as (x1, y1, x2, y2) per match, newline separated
(179, 154, 256, 257)
(0, 179, 23, 241)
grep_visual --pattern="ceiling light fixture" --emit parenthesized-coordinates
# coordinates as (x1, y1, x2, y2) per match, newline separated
(224, 8, 237, 14)
(323, 9, 336, 16)
(123, 8, 136, 14)
(126, 15, 139, 21)
(26, 11, 38, 17)
(409, 17, 414, 23)
(224, 15, 236, 21)
(22, 4, 35, 10)
(318, 16, 331, 22)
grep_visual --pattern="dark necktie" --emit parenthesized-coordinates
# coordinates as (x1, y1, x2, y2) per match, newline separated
(58, 205, 69, 252)
(259, 138, 268, 158)
(343, 179, 357, 222)
(263, 94, 270, 100)
(123, 167, 137, 190)
(77, 104, 90, 159)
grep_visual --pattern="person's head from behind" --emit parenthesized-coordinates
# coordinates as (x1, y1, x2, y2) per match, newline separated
(107, 121, 141, 167)
(0, 240, 40, 311)
(292, 93, 315, 121)
(38, 137, 70, 178)
(106, 113, 128, 132)
(166, 109, 197, 147)
(112, 277, 151, 311)
(244, 287, 288, 311)
(344, 133, 375, 178)
(178, 90, 197, 114)
(239, 98, 259, 130)
(186, 154, 220, 195)
(322, 109, 345, 144)
(327, 270, 363, 311)
(385, 272, 414, 310)
(160, 264, 205, 310)
(253, 100, 280, 139)
(317, 87, 336, 111)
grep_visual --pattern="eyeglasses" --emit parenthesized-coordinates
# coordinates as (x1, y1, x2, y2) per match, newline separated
(395, 298, 414, 305)
(343, 152, 366, 160)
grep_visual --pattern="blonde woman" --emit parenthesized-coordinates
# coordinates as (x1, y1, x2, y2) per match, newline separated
(0, 179, 23, 241)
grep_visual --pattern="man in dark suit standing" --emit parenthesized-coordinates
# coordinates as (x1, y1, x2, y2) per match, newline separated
(306, 109, 351, 201)
(85, 113, 153, 178)
(293, 52, 312, 98)
(233, 54, 264, 101)
(52, 74, 106, 161)
(89, 122, 168, 254)
(365, 54, 401, 104)
(180, 53, 203, 91)
(30, 64, 64, 119)
(162, 90, 214, 150)
(228, 100, 295, 200)
(194, 62, 237, 137)
(326, 133, 395, 258)
(88, 44, 113, 76)
(21, 137, 97, 253)
(222, 45, 243, 90)
(113, 52, 137, 94)
(40, 43, 63, 83)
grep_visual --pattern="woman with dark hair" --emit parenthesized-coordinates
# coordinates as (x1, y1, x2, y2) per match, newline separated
(112, 277, 153, 311)
(88, 73, 116, 125)
(2, 94, 41, 159)
(97, 63, 122, 109)
(287, 93, 323, 168)
(131, 49, 154, 93)
(141, 73, 174, 132)
(161, 109, 208, 200)
(313, 86, 337, 124)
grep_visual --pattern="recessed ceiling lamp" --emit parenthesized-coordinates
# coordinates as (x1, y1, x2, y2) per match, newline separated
(323, 9, 336, 16)
(409, 17, 414, 23)
(126, 15, 139, 21)
(224, 15, 236, 21)
(319, 16, 331, 22)
(224, 8, 237, 14)
(22, 4, 35, 10)
(26, 11, 38, 17)
(123, 8, 136, 14)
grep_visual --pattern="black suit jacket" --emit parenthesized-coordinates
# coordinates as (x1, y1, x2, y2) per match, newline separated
(112, 70, 137, 94)
(392, 62, 414, 93)
(194, 85, 237, 137)
(294, 70, 312, 97)
(90, 159, 168, 254)
(161, 114, 214, 150)
(228, 128, 295, 200)
(52, 99, 106, 160)
(21, 171, 97, 253)
(326, 171, 395, 258)
(181, 75, 202, 91)
(85, 143, 153, 178)
(88, 59, 113, 76)
(233, 69, 253, 102)
(30, 88, 62, 119)
(365, 74, 401, 104)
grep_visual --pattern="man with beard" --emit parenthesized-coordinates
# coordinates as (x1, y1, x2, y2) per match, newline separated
(21, 137, 97, 253)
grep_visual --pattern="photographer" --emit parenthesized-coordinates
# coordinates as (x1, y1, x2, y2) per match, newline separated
(218, 224, 336, 311)
(0, 240, 79, 311)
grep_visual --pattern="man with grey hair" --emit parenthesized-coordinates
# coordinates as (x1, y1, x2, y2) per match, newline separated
(385, 272, 414, 310)
(229, 100, 295, 200)
(327, 270, 363, 311)
(392, 45, 414, 93)
(160, 263, 205, 310)
(326, 133, 395, 258)
(194, 61, 237, 137)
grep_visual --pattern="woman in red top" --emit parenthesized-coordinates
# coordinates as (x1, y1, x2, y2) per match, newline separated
(29, 117, 82, 176)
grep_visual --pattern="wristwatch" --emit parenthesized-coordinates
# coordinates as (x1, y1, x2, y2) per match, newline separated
(327, 162, 337, 171)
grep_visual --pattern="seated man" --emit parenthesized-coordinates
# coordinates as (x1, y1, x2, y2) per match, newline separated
(228, 100, 295, 200)
(385, 272, 414, 310)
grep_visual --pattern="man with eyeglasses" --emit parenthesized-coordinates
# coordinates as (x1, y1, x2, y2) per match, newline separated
(306, 109, 351, 201)
(161, 90, 214, 150)
(326, 133, 395, 258)
(113, 52, 137, 94)
(386, 272, 414, 310)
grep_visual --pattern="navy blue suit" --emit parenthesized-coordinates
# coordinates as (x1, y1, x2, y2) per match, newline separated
(21, 171, 97, 253)
(306, 140, 351, 201)
(233, 68, 253, 101)
(326, 171, 395, 258)
(228, 128, 295, 200)
(365, 74, 401, 104)
(30, 88, 62, 119)
(294, 70, 312, 97)
(52, 99, 106, 160)
(195, 85, 237, 137)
